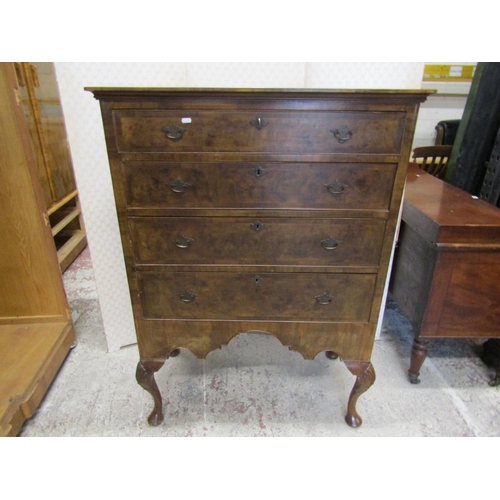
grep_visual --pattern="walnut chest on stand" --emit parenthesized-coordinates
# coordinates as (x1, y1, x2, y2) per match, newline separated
(88, 87, 431, 428)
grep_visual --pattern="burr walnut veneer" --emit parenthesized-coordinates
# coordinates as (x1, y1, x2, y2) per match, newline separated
(88, 88, 430, 427)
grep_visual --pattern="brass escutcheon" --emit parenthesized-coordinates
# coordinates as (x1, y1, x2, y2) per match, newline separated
(250, 220, 265, 232)
(251, 275, 264, 285)
(250, 117, 269, 130)
(251, 165, 266, 178)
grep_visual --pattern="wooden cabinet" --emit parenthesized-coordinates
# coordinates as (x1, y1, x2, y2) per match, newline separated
(391, 164, 500, 384)
(0, 63, 75, 437)
(89, 87, 430, 428)
(13, 62, 86, 272)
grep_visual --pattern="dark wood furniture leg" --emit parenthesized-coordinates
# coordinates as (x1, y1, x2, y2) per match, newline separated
(136, 359, 166, 426)
(409, 339, 429, 384)
(481, 339, 500, 386)
(344, 361, 376, 428)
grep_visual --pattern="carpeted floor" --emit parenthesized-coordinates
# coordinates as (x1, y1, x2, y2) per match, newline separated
(19, 247, 500, 437)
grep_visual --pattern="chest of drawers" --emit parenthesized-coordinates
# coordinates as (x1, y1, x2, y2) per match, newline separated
(88, 87, 430, 428)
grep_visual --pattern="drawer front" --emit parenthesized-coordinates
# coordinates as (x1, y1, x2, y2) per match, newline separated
(138, 272, 376, 322)
(113, 110, 405, 154)
(122, 162, 397, 210)
(129, 217, 386, 267)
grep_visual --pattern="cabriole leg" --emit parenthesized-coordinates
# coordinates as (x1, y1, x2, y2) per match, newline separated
(344, 361, 376, 428)
(136, 359, 166, 426)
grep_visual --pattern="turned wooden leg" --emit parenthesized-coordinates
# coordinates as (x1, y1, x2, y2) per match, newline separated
(409, 339, 429, 385)
(136, 359, 166, 426)
(489, 373, 500, 387)
(344, 361, 376, 428)
(481, 339, 500, 387)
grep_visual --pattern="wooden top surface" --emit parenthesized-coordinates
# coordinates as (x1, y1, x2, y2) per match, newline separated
(402, 163, 500, 246)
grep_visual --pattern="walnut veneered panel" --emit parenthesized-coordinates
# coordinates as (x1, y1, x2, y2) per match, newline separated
(138, 271, 376, 322)
(129, 217, 386, 268)
(113, 110, 406, 154)
(136, 319, 376, 361)
(122, 162, 397, 211)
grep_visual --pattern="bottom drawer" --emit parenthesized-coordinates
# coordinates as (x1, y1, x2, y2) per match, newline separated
(138, 271, 376, 322)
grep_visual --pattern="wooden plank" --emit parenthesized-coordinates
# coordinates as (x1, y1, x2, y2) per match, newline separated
(51, 206, 81, 236)
(58, 230, 87, 273)
(47, 189, 78, 216)
(0, 315, 67, 325)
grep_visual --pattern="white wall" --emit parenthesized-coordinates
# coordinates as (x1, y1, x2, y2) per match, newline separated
(412, 81, 470, 149)
(54, 62, 426, 351)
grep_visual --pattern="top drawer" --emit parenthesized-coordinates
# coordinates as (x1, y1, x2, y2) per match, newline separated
(112, 109, 406, 154)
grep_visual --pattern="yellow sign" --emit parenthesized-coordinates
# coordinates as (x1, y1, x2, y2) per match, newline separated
(423, 64, 476, 82)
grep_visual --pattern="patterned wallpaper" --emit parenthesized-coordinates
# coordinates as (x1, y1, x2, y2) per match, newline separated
(54, 62, 425, 351)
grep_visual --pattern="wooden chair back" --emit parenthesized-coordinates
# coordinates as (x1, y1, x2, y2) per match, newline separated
(412, 145, 453, 179)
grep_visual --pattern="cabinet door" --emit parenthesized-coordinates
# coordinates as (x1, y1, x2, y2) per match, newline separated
(14, 62, 76, 207)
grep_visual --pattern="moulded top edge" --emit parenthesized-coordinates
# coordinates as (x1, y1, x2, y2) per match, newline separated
(85, 87, 435, 101)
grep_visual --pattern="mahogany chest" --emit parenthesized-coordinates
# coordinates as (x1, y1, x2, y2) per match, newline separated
(88, 87, 430, 427)
(391, 164, 500, 385)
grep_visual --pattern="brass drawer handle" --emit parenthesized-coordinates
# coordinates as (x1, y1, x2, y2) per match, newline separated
(250, 117, 269, 130)
(325, 181, 347, 195)
(175, 235, 194, 249)
(316, 292, 333, 305)
(321, 238, 340, 250)
(331, 125, 353, 144)
(179, 291, 196, 303)
(162, 124, 186, 142)
(169, 180, 191, 193)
